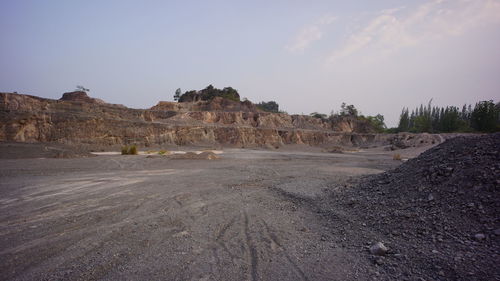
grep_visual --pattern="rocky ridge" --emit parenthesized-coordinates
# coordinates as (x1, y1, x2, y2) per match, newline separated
(1, 92, 441, 148)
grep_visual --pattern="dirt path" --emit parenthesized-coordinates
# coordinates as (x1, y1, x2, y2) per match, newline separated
(0, 149, 402, 281)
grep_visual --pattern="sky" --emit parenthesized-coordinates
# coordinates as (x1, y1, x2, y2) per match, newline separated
(1, 0, 499, 126)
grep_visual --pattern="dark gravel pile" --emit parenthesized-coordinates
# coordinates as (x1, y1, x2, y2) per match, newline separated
(328, 133, 500, 280)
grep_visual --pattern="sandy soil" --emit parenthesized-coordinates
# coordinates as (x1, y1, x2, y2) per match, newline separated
(0, 146, 420, 281)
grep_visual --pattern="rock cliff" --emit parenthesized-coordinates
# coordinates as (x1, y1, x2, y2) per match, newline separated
(0, 92, 440, 148)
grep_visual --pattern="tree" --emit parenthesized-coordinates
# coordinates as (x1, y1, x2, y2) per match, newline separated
(340, 102, 358, 116)
(76, 85, 89, 92)
(310, 112, 327, 119)
(174, 88, 182, 102)
(397, 108, 410, 132)
(220, 87, 240, 102)
(365, 114, 386, 133)
(256, 101, 279, 113)
(471, 100, 499, 132)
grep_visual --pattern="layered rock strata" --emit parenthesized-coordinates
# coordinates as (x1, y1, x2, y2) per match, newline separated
(0, 92, 441, 148)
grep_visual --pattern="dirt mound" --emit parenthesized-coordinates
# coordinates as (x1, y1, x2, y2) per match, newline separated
(327, 133, 499, 280)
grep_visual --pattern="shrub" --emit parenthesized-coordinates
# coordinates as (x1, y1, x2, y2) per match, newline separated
(310, 112, 327, 119)
(128, 145, 138, 155)
(256, 101, 279, 113)
(121, 146, 129, 155)
(121, 145, 138, 155)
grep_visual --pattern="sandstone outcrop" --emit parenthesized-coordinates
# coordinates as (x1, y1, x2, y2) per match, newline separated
(60, 91, 105, 104)
(151, 97, 257, 112)
(0, 92, 441, 148)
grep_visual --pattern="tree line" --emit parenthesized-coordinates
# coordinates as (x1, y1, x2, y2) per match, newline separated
(397, 100, 499, 133)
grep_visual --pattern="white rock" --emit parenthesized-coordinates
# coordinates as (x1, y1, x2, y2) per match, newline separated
(370, 242, 388, 256)
(474, 233, 486, 241)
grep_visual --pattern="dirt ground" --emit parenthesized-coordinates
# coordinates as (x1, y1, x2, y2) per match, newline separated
(0, 145, 434, 281)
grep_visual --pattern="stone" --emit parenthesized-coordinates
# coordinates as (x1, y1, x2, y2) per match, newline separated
(370, 242, 388, 256)
(474, 233, 486, 241)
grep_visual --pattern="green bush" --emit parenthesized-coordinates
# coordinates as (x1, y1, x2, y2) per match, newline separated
(128, 145, 138, 155)
(256, 101, 280, 113)
(121, 146, 129, 155)
(121, 145, 138, 155)
(177, 85, 241, 102)
(310, 112, 327, 119)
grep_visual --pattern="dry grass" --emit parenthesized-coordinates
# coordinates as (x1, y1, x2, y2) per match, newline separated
(158, 150, 170, 155)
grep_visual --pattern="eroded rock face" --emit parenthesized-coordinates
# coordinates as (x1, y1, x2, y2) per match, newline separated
(151, 97, 257, 112)
(0, 92, 440, 148)
(60, 91, 105, 104)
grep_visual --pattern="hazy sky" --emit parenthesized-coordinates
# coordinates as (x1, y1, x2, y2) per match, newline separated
(1, 0, 500, 126)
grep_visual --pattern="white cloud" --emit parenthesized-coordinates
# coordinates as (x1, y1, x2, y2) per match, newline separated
(328, 0, 500, 63)
(316, 15, 337, 25)
(286, 15, 336, 53)
(286, 25, 323, 53)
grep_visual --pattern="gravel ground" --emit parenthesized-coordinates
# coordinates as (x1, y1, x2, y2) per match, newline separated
(0, 136, 497, 281)
(314, 133, 500, 281)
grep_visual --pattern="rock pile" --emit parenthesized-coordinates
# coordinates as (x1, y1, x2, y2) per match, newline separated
(329, 133, 499, 280)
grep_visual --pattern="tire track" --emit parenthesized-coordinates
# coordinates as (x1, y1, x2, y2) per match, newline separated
(262, 220, 309, 281)
(243, 210, 259, 281)
(214, 215, 238, 260)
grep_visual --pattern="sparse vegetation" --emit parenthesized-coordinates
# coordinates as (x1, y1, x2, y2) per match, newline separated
(121, 145, 138, 155)
(256, 101, 280, 113)
(358, 114, 386, 133)
(158, 149, 169, 155)
(310, 112, 327, 119)
(329, 103, 387, 132)
(75, 85, 90, 92)
(339, 102, 358, 117)
(177, 85, 240, 102)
